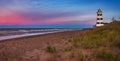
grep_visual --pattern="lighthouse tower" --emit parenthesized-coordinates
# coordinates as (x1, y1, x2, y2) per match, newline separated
(96, 9, 104, 27)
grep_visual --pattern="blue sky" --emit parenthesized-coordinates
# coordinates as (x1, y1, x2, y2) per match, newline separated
(0, 0, 120, 28)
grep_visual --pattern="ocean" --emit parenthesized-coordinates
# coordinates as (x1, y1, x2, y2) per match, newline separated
(0, 28, 79, 41)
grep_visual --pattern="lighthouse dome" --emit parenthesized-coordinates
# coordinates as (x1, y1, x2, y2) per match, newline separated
(98, 9, 102, 12)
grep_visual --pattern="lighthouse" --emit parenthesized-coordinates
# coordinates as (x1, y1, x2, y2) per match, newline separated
(96, 9, 104, 27)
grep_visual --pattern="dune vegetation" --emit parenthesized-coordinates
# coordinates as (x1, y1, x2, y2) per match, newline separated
(69, 21, 120, 61)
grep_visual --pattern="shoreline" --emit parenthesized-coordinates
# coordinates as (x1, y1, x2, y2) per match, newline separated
(0, 29, 81, 41)
(0, 31, 64, 41)
(0, 29, 89, 42)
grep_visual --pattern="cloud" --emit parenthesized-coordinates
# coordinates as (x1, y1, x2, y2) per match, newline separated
(0, 0, 14, 6)
(17, 11, 81, 21)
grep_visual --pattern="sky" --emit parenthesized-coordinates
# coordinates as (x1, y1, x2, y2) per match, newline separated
(0, 0, 120, 28)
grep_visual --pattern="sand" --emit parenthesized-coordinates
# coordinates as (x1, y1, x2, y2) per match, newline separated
(0, 29, 91, 61)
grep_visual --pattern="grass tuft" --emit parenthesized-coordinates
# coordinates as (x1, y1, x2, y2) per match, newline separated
(69, 52, 75, 59)
(96, 49, 116, 61)
(78, 51, 84, 61)
(45, 45, 56, 53)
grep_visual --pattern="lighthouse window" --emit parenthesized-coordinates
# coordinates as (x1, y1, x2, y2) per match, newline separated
(101, 18, 103, 20)
(97, 18, 99, 20)
(101, 22, 103, 24)
(97, 22, 100, 24)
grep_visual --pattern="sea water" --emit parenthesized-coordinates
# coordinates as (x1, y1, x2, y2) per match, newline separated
(0, 29, 77, 41)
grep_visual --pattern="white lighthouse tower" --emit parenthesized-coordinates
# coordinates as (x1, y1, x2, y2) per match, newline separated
(96, 9, 104, 27)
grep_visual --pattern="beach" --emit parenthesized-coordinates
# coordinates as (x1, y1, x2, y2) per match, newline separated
(0, 22, 120, 61)
(0, 29, 90, 61)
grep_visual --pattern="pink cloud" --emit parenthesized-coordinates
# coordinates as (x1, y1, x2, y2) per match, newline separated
(0, 11, 96, 26)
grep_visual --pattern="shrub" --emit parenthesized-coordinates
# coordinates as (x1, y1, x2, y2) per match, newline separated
(82, 34, 104, 48)
(96, 49, 115, 61)
(45, 45, 56, 53)
(69, 52, 75, 59)
(64, 46, 73, 52)
(72, 38, 81, 47)
(111, 35, 120, 48)
(78, 51, 84, 61)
